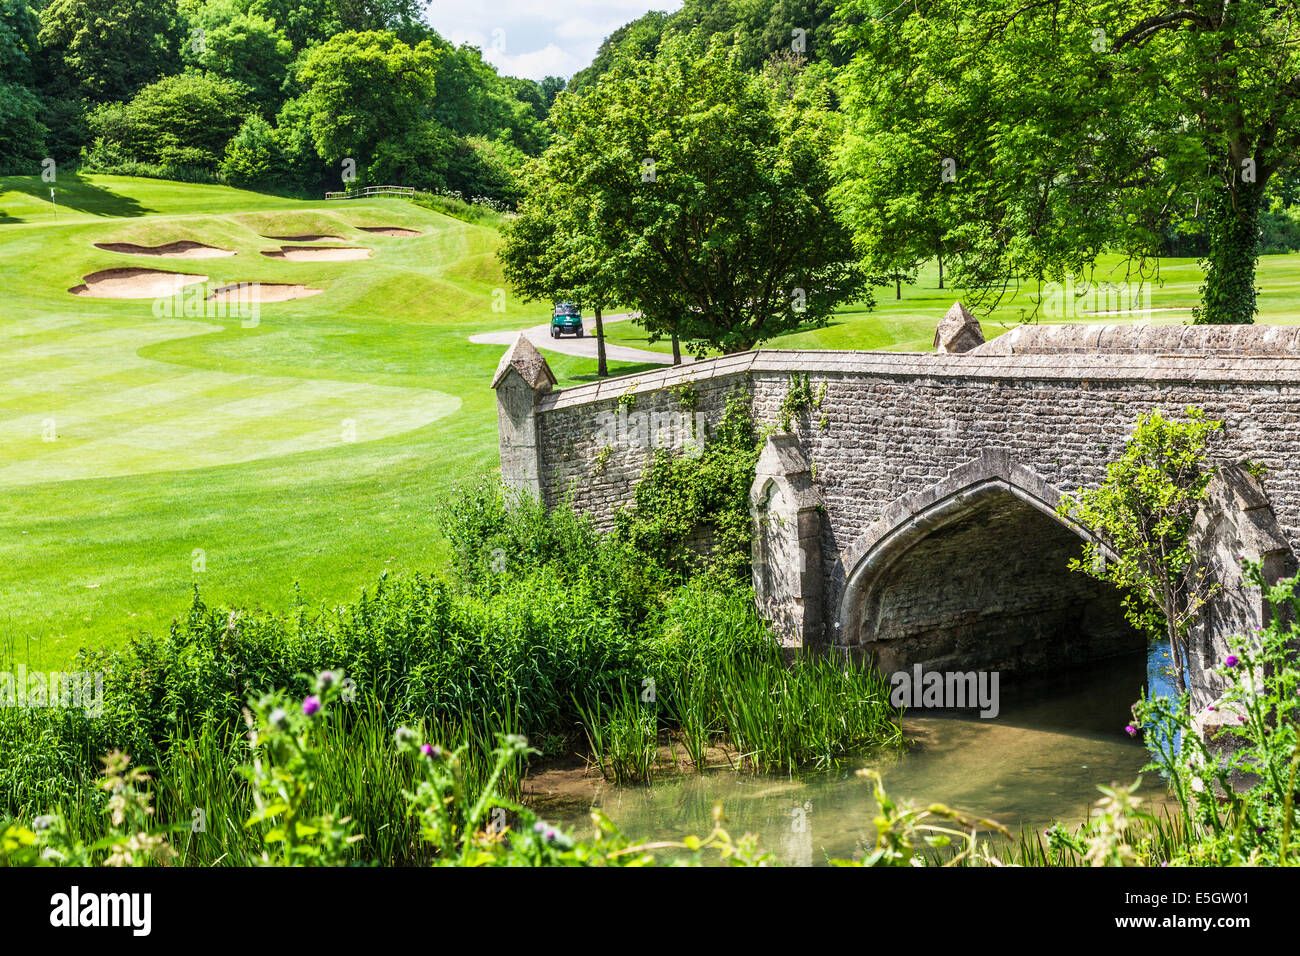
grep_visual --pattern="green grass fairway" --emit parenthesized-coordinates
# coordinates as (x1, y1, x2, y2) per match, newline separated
(0, 174, 659, 670)
(4, 174, 1299, 670)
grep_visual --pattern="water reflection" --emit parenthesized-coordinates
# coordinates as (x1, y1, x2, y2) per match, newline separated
(530, 645, 1176, 865)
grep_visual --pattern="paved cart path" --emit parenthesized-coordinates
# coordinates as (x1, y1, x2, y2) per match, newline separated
(469, 312, 695, 366)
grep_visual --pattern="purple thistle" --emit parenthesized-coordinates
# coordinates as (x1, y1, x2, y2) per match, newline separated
(302, 695, 321, 717)
(1225, 654, 1239, 668)
(1124, 724, 1137, 736)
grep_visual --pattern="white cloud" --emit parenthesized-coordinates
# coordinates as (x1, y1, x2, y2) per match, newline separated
(423, 0, 684, 81)
(483, 43, 585, 81)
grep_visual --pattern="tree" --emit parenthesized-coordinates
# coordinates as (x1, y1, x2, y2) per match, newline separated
(292, 30, 439, 170)
(87, 72, 252, 168)
(243, 0, 424, 52)
(220, 113, 281, 188)
(548, 33, 866, 355)
(182, 0, 293, 116)
(269, 94, 327, 193)
(0, 0, 45, 173)
(537, 76, 565, 112)
(1059, 407, 1224, 698)
(38, 0, 181, 102)
(369, 120, 453, 192)
(428, 41, 546, 155)
(0, 82, 46, 174)
(1, 0, 39, 86)
(567, 9, 671, 93)
(498, 150, 618, 377)
(835, 0, 1300, 325)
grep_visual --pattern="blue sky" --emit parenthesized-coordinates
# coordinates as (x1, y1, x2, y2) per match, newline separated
(423, 1, 683, 81)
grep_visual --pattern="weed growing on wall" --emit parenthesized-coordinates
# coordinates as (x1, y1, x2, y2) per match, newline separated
(613, 388, 762, 582)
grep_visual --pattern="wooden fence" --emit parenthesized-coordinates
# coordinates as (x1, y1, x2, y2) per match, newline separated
(324, 185, 416, 200)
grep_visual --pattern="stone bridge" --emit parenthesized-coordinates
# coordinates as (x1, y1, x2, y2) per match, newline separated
(493, 306, 1300, 724)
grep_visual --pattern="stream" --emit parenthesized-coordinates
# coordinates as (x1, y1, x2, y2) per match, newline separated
(526, 644, 1177, 865)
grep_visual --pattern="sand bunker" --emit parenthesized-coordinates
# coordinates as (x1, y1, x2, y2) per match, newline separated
(207, 282, 322, 303)
(261, 245, 372, 262)
(70, 268, 209, 299)
(262, 234, 345, 242)
(357, 227, 421, 237)
(95, 241, 235, 259)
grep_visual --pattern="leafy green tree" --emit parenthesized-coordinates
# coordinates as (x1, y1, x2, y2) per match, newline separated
(292, 30, 439, 170)
(369, 120, 453, 192)
(0, 0, 45, 172)
(1059, 407, 1224, 697)
(758, 0, 854, 67)
(38, 0, 181, 102)
(241, 0, 335, 50)
(182, 0, 292, 115)
(87, 72, 252, 168)
(538, 76, 565, 112)
(571, 0, 853, 90)
(567, 10, 671, 93)
(270, 94, 327, 192)
(0, 82, 46, 174)
(428, 41, 546, 155)
(0, 0, 39, 85)
(219, 113, 281, 187)
(444, 135, 524, 204)
(835, 0, 1300, 325)
(498, 149, 618, 376)
(243, 0, 424, 51)
(548, 32, 865, 354)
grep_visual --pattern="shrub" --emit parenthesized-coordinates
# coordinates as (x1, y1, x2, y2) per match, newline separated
(220, 114, 282, 189)
(86, 72, 254, 171)
(614, 387, 762, 582)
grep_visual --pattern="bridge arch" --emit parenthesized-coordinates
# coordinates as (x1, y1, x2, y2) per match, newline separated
(834, 449, 1142, 675)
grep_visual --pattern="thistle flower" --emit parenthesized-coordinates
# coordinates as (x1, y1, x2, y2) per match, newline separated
(1225, 654, 1239, 668)
(1125, 724, 1137, 736)
(302, 695, 321, 717)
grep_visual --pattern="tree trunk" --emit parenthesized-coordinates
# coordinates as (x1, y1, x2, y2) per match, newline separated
(1168, 622, 1188, 698)
(1195, 180, 1265, 325)
(594, 304, 607, 378)
(895, 275, 901, 299)
(937, 252, 944, 290)
(671, 334, 681, 366)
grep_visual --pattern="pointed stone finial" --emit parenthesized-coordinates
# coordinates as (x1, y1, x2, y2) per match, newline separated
(933, 301, 985, 354)
(492, 333, 556, 393)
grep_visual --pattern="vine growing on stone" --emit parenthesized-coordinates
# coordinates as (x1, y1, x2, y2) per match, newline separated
(613, 388, 762, 583)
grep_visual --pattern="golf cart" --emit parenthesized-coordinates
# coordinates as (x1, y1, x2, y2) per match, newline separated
(550, 302, 583, 338)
